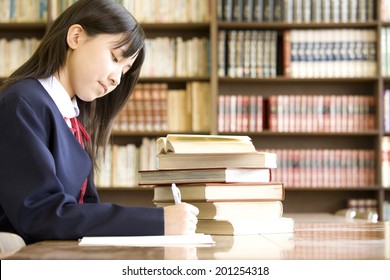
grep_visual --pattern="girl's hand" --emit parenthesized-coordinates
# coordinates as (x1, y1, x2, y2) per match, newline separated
(163, 203, 199, 235)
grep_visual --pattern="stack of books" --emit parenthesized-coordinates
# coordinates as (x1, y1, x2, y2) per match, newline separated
(138, 134, 294, 235)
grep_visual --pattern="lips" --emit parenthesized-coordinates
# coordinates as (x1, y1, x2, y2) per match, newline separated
(99, 82, 108, 94)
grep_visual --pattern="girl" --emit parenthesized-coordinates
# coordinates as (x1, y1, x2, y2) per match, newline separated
(0, 0, 198, 244)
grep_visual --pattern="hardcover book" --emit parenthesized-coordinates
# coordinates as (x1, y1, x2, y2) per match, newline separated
(155, 201, 284, 220)
(153, 182, 284, 202)
(157, 151, 277, 170)
(139, 167, 272, 185)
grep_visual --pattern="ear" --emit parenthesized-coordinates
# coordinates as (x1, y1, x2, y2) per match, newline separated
(66, 24, 84, 50)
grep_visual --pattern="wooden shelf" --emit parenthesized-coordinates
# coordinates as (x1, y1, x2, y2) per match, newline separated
(218, 77, 380, 83)
(139, 76, 210, 83)
(141, 22, 210, 31)
(0, 22, 47, 31)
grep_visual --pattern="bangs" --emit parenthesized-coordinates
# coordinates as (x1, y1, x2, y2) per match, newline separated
(113, 25, 145, 58)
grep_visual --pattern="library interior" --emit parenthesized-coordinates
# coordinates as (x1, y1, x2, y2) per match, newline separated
(1, 0, 390, 260)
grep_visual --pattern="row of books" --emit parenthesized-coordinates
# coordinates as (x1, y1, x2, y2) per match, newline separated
(95, 138, 158, 188)
(142, 134, 294, 235)
(140, 37, 210, 78)
(218, 95, 264, 133)
(284, 29, 377, 78)
(267, 95, 376, 132)
(218, 0, 374, 23)
(0, 38, 40, 77)
(0, 0, 210, 23)
(347, 198, 377, 213)
(268, 148, 376, 188)
(217, 94, 375, 133)
(119, 0, 210, 23)
(50, 0, 77, 19)
(382, 137, 390, 187)
(113, 82, 210, 133)
(1, 30, 388, 80)
(113, 90, 378, 134)
(218, 30, 277, 78)
(0, 0, 47, 22)
(218, 28, 377, 79)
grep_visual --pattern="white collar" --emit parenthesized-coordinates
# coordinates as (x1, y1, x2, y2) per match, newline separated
(38, 76, 79, 119)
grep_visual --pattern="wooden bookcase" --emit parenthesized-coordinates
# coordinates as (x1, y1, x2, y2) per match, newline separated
(1, 0, 389, 220)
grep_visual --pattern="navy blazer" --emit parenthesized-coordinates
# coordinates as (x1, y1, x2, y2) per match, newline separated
(0, 79, 164, 244)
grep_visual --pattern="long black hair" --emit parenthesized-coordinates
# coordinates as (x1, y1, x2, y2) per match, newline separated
(1, 0, 145, 168)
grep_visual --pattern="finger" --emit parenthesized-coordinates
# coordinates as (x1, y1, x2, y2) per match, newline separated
(189, 214, 198, 224)
(182, 203, 199, 215)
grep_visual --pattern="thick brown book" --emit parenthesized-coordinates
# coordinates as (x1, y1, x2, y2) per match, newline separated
(157, 152, 277, 170)
(154, 201, 283, 220)
(153, 182, 284, 202)
(138, 167, 272, 185)
(196, 217, 294, 235)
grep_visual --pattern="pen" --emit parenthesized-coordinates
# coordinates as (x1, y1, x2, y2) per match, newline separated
(171, 183, 181, 204)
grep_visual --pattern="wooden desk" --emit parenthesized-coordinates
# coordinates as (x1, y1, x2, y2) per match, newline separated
(5, 214, 390, 260)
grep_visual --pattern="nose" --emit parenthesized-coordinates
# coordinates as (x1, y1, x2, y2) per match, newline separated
(109, 69, 122, 86)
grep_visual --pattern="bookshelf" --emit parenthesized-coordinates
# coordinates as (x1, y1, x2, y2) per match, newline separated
(0, 0, 389, 220)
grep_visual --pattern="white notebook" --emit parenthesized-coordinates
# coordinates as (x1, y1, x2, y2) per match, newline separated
(78, 234, 214, 247)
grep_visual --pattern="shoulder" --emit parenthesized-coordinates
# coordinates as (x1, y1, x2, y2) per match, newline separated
(0, 78, 56, 111)
(1, 78, 46, 99)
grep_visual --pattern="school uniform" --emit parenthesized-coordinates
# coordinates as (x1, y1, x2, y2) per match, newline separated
(0, 78, 164, 244)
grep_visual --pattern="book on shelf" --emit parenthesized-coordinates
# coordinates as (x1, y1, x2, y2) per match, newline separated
(153, 182, 285, 202)
(157, 151, 277, 170)
(269, 148, 376, 188)
(196, 217, 294, 235)
(382, 137, 390, 188)
(221, 29, 278, 78)
(283, 29, 377, 78)
(218, 95, 264, 133)
(156, 134, 256, 154)
(266, 94, 376, 133)
(155, 201, 284, 220)
(138, 167, 272, 185)
(221, 0, 373, 23)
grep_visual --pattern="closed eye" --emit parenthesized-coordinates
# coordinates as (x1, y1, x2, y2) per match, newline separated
(112, 53, 119, 63)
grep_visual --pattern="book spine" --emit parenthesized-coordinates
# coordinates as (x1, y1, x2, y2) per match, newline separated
(224, 0, 234, 21)
(283, 0, 293, 22)
(383, 137, 390, 187)
(227, 30, 237, 77)
(233, 0, 244, 21)
(218, 30, 227, 77)
(283, 30, 292, 77)
(243, 0, 254, 21)
(253, 0, 264, 21)
(263, 0, 274, 22)
(218, 95, 225, 132)
(273, 148, 376, 187)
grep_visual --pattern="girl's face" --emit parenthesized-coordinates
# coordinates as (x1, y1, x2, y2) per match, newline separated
(58, 24, 138, 101)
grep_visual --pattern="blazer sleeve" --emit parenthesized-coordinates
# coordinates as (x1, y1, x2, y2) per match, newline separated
(0, 91, 164, 244)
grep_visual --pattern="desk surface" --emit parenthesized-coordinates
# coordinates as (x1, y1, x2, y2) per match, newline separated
(5, 214, 390, 260)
